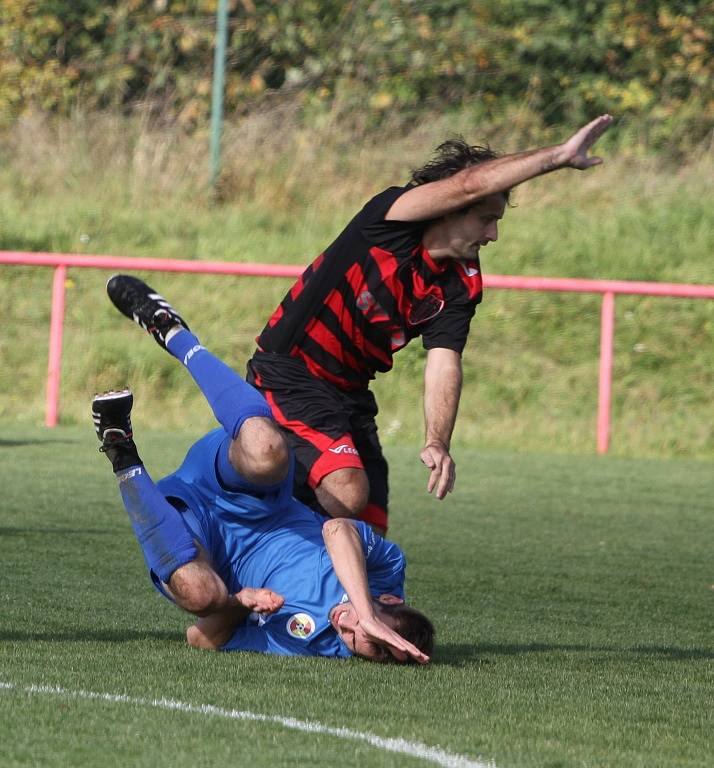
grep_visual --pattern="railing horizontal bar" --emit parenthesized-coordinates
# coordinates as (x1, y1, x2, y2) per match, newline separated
(2, 251, 713, 299)
(0, 252, 304, 278)
(482, 273, 714, 299)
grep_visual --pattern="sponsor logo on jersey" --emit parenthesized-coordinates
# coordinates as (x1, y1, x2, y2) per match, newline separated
(328, 444, 359, 455)
(286, 612, 315, 639)
(356, 290, 375, 311)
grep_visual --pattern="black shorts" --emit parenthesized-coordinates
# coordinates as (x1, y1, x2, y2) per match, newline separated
(247, 351, 389, 530)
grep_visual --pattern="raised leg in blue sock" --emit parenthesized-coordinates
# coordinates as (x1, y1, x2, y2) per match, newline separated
(166, 329, 273, 438)
(165, 329, 289, 486)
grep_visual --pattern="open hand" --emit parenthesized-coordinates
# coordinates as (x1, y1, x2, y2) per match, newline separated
(359, 614, 430, 664)
(559, 114, 613, 170)
(420, 441, 455, 499)
(234, 587, 285, 614)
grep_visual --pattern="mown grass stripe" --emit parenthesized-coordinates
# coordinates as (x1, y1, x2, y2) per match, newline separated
(0, 681, 494, 768)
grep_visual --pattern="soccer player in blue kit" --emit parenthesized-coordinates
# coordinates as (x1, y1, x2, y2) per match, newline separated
(94, 275, 432, 663)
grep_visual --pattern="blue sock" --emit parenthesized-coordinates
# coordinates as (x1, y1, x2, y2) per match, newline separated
(166, 329, 273, 438)
(116, 464, 198, 584)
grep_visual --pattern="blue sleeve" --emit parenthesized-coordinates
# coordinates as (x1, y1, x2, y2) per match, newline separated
(220, 625, 311, 657)
(355, 521, 406, 599)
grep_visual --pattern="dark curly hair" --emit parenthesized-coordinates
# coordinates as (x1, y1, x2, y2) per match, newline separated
(380, 602, 435, 662)
(410, 137, 511, 203)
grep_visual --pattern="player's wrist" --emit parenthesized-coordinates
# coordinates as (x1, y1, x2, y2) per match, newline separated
(543, 144, 569, 171)
(424, 437, 449, 451)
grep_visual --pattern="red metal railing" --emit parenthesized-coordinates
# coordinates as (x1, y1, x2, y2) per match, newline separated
(3, 250, 713, 453)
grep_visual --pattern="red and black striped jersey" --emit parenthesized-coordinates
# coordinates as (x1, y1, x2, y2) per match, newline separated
(256, 186, 483, 390)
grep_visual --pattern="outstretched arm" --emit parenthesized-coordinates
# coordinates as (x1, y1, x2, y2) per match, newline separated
(322, 518, 429, 663)
(420, 347, 462, 499)
(386, 114, 613, 222)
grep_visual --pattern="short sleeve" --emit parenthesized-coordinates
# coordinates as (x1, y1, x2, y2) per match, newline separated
(354, 521, 406, 599)
(358, 186, 426, 256)
(420, 300, 477, 353)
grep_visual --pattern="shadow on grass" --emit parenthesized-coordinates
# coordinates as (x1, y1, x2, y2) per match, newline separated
(0, 439, 76, 448)
(0, 629, 183, 643)
(438, 642, 714, 665)
(0, 526, 117, 536)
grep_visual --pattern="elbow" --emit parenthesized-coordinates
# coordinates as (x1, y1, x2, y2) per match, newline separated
(458, 167, 489, 203)
(322, 517, 352, 540)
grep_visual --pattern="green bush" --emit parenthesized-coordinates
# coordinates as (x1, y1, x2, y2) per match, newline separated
(1, 1, 712, 150)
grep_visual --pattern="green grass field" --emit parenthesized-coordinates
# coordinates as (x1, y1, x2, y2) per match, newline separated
(1, 425, 712, 767)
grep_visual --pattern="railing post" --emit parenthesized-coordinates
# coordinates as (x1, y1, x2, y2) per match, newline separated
(597, 291, 616, 454)
(45, 265, 67, 427)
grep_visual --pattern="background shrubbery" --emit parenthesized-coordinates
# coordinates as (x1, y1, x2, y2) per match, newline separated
(2, 1, 713, 151)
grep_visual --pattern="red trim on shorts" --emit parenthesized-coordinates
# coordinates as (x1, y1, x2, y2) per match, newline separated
(360, 503, 388, 532)
(308, 434, 364, 488)
(261, 389, 335, 452)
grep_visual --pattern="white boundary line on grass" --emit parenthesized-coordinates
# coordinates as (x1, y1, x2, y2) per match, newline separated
(1, 681, 494, 768)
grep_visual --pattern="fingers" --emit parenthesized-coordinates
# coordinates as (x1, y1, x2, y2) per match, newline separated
(577, 114, 612, 147)
(389, 640, 430, 665)
(236, 587, 285, 614)
(564, 114, 612, 169)
(421, 445, 455, 499)
(435, 459, 455, 499)
(389, 648, 409, 663)
(381, 630, 430, 664)
(361, 616, 431, 664)
(587, 113, 613, 141)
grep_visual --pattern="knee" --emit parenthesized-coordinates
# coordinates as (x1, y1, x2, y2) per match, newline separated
(168, 561, 228, 616)
(317, 468, 369, 519)
(229, 417, 290, 485)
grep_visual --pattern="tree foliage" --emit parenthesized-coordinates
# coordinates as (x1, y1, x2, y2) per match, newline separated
(1, 0, 712, 148)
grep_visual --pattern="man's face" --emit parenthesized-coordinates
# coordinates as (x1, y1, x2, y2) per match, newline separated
(330, 601, 398, 662)
(444, 193, 506, 261)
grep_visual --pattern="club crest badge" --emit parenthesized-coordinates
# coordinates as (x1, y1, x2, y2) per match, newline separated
(286, 612, 315, 639)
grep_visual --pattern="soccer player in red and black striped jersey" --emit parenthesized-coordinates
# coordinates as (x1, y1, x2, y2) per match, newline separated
(247, 115, 613, 532)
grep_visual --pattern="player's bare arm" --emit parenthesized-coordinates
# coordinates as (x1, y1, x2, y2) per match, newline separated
(322, 518, 430, 663)
(421, 347, 462, 500)
(386, 114, 613, 222)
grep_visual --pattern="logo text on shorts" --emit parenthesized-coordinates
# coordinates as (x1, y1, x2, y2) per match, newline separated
(328, 444, 359, 456)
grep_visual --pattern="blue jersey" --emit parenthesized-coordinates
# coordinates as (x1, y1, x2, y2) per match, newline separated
(156, 429, 406, 658)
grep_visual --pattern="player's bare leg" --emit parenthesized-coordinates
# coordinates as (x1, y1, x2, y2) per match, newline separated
(228, 416, 289, 486)
(316, 467, 370, 520)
